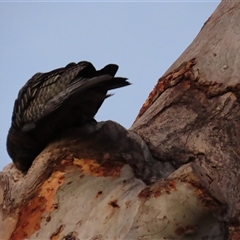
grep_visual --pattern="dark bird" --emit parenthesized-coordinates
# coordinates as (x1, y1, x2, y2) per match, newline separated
(7, 61, 130, 172)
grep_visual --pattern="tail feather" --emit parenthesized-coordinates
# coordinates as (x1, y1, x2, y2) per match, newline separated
(97, 77, 130, 91)
(96, 64, 119, 77)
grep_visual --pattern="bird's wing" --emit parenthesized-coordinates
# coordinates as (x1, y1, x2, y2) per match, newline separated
(12, 61, 95, 129)
(41, 75, 129, 120)
(40, 63, 130, 120)
(27, 63, 129, 124)
(13, 61, 130, 132)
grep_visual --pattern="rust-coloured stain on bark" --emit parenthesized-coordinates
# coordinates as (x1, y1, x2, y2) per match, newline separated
(194, 187, 219, 209)
(50, 224, 65, 240)
(10, 171, 65, 240)
(228, 226, 240, 240)
(139, 180, 178, 199)
(95, 191, 103, 198)
(138, 187, 150, 199)
(109, 199, 120, 208)
(154, 180, 177, 197)
(135, 58, 196, 121)
(73, 158, 124, 177)
(175, 225, 197, 235)
(125, 200, 132, 208)
(168, 180, 177, 190)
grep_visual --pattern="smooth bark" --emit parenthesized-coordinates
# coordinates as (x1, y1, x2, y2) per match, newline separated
(132, 0, 240, 226)
(1, 1, 239, 239)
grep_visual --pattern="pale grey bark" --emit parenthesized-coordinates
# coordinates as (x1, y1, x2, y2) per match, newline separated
(0, 122, 225, 240)
(1, 1, 239, 239)
(132, 0, 240, 226)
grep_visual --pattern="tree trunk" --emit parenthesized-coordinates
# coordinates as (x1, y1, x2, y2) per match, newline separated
(1, 0, 239, 239)
(132, 0, 240, 237)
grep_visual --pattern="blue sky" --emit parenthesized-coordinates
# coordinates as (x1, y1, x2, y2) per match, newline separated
(0, 1, 220, 170)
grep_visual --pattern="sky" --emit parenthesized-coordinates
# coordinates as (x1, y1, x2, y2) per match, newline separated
(0, 1, 220, 170)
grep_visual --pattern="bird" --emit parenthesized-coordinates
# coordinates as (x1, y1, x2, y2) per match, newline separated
(6, 61, 130, 172)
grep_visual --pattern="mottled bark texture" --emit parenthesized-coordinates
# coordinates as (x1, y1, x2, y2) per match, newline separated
(0, 121, 226, 240)
(132, 0, 240, 237)
(1, 0, 239, 239)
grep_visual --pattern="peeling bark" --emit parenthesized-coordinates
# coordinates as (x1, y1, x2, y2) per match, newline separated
(131, 0, 240, 237)
(0, 122, 226, 239)
(1, 0, 240, 239)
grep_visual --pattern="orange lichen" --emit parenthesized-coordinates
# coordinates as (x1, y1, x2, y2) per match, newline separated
(135, 58, 196, 121)
(10, 157, 126, 239)
(73, 158, 124, 177)
(10, 171, 65, 240)
(40, 171, 65, 212)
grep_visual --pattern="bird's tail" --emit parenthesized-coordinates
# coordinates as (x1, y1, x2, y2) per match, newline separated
(96, 64, 119, 77)
(96, 77, 130, 91)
